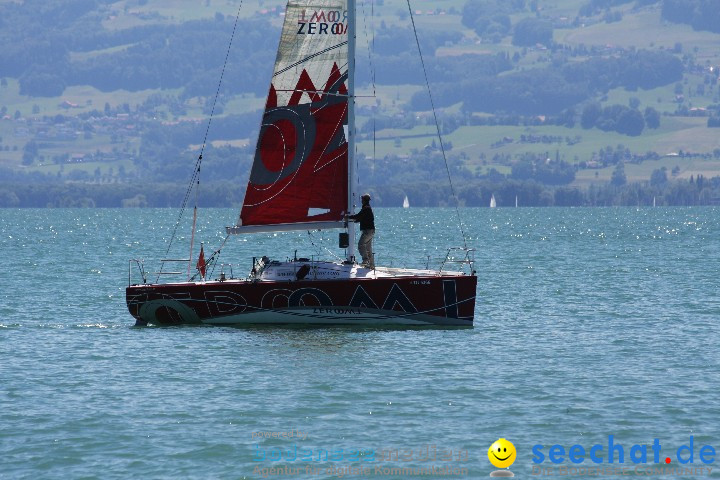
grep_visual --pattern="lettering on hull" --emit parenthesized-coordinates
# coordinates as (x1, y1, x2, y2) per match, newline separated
(289, 288, 333, 307)
(128, 277, 475, 325)
(204, 290, 247, 316)
(349, 285, 378, 309)
(442, 280, 458, 319)
(312, 307, 361, 315)
(381, 283, 417, 313)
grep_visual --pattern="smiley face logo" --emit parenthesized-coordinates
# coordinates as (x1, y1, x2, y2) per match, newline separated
(488, 438, 516, 469)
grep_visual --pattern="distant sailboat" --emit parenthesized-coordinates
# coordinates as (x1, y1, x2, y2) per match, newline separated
(403, 195, 410, 208)
(515, 195, 518, 208)
(653, 196, 656, 207)
(490, 194, 497, 208)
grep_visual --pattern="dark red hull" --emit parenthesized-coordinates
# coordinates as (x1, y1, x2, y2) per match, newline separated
(126, 274, 477, 327)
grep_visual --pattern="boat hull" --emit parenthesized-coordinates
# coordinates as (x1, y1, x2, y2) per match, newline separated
(126, 275, 477, 327)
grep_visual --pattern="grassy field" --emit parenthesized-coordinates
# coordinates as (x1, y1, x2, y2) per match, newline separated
(25, 157, 138, 178)
(0, 79, 176, 118)
(559, 6, 720, 65)
(4, 0, 720, 189)
(69, 44, 138, 62)
(0, 120, 23, 165)
(223, 95, 265, 116)
(358, 116, 720, 160)
(101, 0, 288, 30)
(575, 156, 720, 185)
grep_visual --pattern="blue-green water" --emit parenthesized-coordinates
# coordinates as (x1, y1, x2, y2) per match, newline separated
(1, 207, 719, 479)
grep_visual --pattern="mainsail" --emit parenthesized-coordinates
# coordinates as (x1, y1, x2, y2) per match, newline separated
(233, 0, 350, 232)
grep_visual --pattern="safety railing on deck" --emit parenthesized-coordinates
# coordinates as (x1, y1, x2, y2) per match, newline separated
(128, 258, 250, 286)
(128, 259, 147, 286)
(439, 247, 475, 275)
(128, 250, 476, 286)
(128, 258, 188, 286)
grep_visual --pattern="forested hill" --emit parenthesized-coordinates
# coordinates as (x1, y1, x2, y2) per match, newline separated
(0, 1, 277, 97)
(2, 0, 720, 207)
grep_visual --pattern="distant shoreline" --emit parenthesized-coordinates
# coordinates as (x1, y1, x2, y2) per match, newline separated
(2, 177, 719, 208)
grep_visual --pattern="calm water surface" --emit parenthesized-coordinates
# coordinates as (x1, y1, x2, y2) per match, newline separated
(1, 207, 718, 479)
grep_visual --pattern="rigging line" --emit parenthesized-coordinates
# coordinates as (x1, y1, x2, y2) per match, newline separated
(187, 167, 201, 280)
(157, 162, 200, 282)
(405, 0, 468, 249)
(190, 233, 230, 281)
(307, 231, 343, 262)
(360, 0, 378, 182)
(207, 233, 231, 279)
(371, 0, 377, 181)
(307, 230, 322, 257)
(158, 1, 245, 282)
(360, 0, 377, 97)
(372, 114, 376, 181)
(371, 0, 376, 96)
(199, 0, 245, 156)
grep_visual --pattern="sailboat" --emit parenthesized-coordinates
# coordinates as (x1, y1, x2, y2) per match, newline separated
(402, 195, 410, 208)
(125, 0, 477, 327)
(490, 194, 497, 208)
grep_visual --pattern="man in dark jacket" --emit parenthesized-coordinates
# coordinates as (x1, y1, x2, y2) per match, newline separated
(348, 193, 375, 267)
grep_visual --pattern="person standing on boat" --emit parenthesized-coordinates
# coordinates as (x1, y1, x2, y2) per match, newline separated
(348, 194, 375, 268)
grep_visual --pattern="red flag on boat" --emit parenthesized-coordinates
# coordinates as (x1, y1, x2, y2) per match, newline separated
(197, 244, 206, 278)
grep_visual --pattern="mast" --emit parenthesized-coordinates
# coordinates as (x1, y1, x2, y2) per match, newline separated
(346, 0, 357, 263)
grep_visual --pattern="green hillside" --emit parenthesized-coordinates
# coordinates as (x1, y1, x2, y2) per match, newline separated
(2, 0, 720, 206)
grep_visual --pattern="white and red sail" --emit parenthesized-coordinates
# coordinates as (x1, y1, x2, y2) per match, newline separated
(235, 0, 350, 231)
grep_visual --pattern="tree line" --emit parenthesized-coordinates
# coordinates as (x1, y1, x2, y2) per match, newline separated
(1, 0, 686, 108)
(2, 176, 719, 208)
(348, 176, 720, 208)
(662, 0, 720, 34)
(0, 0, 470, 98)
(410, 49, 683, 116)
(580, 103, 661, 136)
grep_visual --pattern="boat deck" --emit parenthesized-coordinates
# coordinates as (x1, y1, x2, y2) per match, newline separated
(255, 260, 466, 281)
(145, 260, 470, 287)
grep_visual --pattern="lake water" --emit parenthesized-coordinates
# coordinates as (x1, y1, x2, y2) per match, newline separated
(1, 207, 719, 479)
